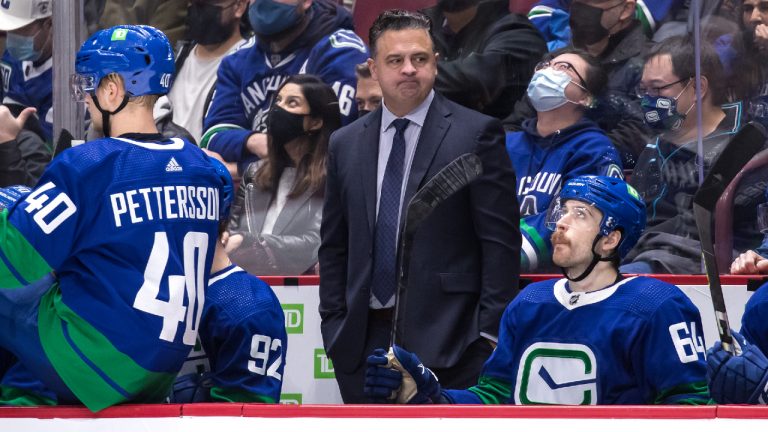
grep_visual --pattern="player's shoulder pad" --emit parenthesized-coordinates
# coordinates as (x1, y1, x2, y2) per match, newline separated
(620, 276, 695, 315)
(516, 278, 560, 303)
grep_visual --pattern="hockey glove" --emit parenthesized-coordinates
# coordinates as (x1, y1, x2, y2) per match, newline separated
(365, 348, 404, 402)
(707, 331, 768, 404)
(388, 345, 443, 404)
(168, 373, 213, 403)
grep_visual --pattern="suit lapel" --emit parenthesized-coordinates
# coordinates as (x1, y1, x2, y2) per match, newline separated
(402, 94, 451, 211)
(361, 109, 383, 234)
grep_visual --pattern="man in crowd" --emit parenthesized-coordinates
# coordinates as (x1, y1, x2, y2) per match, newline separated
(201, 0, 368, 174)
(354, 62, 382, 117)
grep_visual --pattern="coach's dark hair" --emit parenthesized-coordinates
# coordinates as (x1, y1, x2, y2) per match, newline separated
(544, 47, 607, 100)
(368, 9, 434, 58)
(645, 35, 725, 105)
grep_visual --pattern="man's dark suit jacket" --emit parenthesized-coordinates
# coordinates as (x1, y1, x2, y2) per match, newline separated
(319, 93, 521, 373)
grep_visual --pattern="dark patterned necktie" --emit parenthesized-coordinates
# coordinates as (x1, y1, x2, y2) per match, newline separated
(371, 118, 410, 306)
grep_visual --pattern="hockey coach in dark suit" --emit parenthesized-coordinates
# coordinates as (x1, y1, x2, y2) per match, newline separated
(319, 9, 521, 403)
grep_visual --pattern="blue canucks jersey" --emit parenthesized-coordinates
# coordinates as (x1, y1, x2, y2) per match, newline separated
(0, 52, 53, 141)
(740, 281, 768, 355)
(201, 1, 368, 166)
(177, 265, 286, 402)
(1, 136, 226, 411)
(445, 276, 709, 405)
(508, 118, 622, 271)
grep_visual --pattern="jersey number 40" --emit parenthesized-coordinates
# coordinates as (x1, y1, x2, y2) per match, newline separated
(134, 231, 208, 346)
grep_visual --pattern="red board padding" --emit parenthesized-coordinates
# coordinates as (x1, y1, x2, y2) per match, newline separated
(0, 404, 181, 419)
(717, 405, 768, 418)
(7, 404, 768, 419)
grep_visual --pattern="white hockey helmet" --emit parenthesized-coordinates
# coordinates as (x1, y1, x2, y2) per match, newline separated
(0, 0, 52, 32)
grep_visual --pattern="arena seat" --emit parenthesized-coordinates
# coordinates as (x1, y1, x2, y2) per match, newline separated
(714, 148, 768, 272)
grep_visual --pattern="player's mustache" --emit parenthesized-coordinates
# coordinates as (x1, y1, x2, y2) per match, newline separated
(551, 231, 568, 245)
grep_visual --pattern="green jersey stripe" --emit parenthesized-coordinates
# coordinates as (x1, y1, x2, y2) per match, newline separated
(653, 380, 710, 405)
(0, 210, 52, 287)
(210, 386, 276, 403)
(468, 375, 513, 404)
(0, 385, 57, 406)
(520, 220, 549, 258)
(38, 287, 175, 411)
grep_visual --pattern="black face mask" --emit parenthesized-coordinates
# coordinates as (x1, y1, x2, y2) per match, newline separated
(185, 2, 236, 45)
(569, 2, 610, 47)
(437, 0, 480, 13)
(357, 109, 371, 119)
(268, 105, 307, 145)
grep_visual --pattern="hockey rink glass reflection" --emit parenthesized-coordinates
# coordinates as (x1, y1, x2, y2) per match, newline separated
(758, 203, 768, 233)
(545, 197, 600, 232)
(70, 73, 96, 102)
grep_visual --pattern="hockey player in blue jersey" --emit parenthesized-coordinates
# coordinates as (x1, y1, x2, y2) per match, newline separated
(0, 25, 233, 412)
(365, 175, 710, 405)
(0, 0, 54, 142)
(200, 0, 368, 174)
(510, 47, 622, 272)
(169, 219, 287, 403)
(706, 280, 768, 404)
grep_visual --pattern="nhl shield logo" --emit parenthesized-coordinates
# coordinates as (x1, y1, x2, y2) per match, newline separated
(569, 294, 580, 305)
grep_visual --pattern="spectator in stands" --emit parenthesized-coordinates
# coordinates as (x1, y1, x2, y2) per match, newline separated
(225, 74, 340, 275)
(154, 0, 249, 144)
(527, 0, 685, 47)
(200, 0, 368, 175)
(170, 220, 287, 403)
(420, 0, 546, 120)
(96, 0, 190, 47)
(511, 47, 623, 272)
(730, 187, 768, 275)
(0, 0, 54, 143)
(354, 62, 382, 117)
(622, 35, 766, 274)
(0, 105, 47, 187)
(730, 0, 768, 130)
(505, 0, 651, 170)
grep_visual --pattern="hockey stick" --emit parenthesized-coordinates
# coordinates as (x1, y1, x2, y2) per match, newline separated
(693, 122, 766, 353)
(385, 153, 483, 403)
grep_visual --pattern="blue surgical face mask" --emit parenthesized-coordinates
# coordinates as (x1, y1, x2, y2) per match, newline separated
(527, 68, 574, 112)
(6, 30, 42, 62)
(249, 0, 301, 36)
(640, 80, 693, 132)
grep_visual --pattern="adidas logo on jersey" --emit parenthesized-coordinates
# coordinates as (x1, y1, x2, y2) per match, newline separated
(165, 157, 183, 172)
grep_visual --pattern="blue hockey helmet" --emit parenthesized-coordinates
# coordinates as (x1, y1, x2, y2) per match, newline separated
(209, 157, 234, 220)
(0, 185, 31, 210)
(72, 25, 174, 101)
(552, 175, 646, 258)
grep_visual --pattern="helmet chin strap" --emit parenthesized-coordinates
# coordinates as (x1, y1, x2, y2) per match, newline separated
(91, 94, 129, 138)
(560, 235, 616, 282)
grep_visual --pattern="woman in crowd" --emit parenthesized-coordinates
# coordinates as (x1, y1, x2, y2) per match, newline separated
(508, 47, 623, 272)
(225, 74, 341, 275)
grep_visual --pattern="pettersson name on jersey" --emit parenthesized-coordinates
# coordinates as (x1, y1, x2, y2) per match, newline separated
(110, 185, 220, 228)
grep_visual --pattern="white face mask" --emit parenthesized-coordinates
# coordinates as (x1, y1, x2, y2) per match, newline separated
(527, 68, 576, 112)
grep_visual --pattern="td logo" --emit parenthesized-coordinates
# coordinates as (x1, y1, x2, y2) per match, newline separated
(314, 349, 335, 379)
(280, 393, 302, 404)
(282, 304, 304, 334)
(515, 342, 597, 405)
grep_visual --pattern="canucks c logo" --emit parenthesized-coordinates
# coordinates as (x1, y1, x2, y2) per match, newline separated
(515, 342, 597, 405)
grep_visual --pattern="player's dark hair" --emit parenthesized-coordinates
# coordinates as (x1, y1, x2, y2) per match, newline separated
(368, 9, 434, 59)
(255, 74, 341, 199)
(645, 35, 725, 105)
(543, 47, 607, 99)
